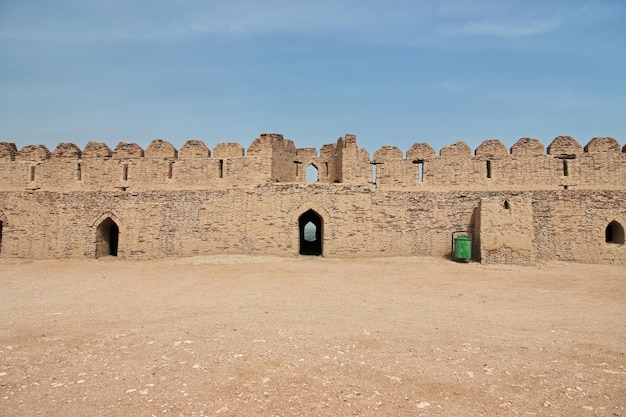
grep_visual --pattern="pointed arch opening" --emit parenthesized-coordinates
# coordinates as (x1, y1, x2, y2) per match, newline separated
(306, 164, 319, 183)
(605, 221, 624, 244)
(299, 209, 323, 255)
(96, 218, 119, 257)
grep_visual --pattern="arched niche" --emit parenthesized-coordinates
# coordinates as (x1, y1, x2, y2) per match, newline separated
(605, 221, 625, 244)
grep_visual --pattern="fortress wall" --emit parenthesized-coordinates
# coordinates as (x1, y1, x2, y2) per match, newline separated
(354, 147, 372, 185)
(294, 145, 343, 184)
(0, 140, 273, 192)
(0, 142, 18, 161)
(218, 156, 268, 187)
(532, 190, 626, 264)
(2, 187, 622, 263)
(247, 134, 286, 182)
(373, 146, 405, 189)
(413, 155, 561, 191)
(491, 156, 558, 190)
(294, 148, 317, 182)
(471, 190, 626, 265)
(319, 143, 341, 183)
(34, 158, 82, 190)
(0, 186, 475, 260)
(268, 135, 298, 182)
(0, 162, 29, 191)
(372, 137, 626, 191)
(476, 195, 535, 265)
(0, 190, 250, 258)
(0, 134, 624, 265)
(1, 135, 624, 192)
(576, 152, 626, 189)
(82, 158, 128, 190)
(337, 134, 372, 184)
(171, 159, 219, 188)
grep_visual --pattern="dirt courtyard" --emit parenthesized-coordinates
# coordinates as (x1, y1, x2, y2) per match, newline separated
(1, 256, 625, 416)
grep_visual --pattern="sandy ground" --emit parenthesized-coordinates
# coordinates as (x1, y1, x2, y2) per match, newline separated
(1, 255, 625, 417)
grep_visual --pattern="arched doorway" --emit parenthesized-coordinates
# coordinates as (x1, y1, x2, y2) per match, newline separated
(605, 220, 625, 244)
(299, 209, 323, 255)
(306, 164, 318, 183)
(96, 218, 119, 257)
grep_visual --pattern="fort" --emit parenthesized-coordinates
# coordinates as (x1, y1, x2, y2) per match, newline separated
(0, 133, 624, 264)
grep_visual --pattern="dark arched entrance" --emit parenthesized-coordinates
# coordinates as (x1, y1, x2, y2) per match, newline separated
(96, 218, 119, 257)
(606, 220, 625, 244)
(299, 209, 323, 256)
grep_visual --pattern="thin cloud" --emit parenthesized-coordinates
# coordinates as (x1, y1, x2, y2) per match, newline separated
(484, 86, 620, 112)
(0, 0, 621, 48)
(0, 0, 438, 44)
(439, 18, 559, 37)
(0, 0, 367, 43)
(434, 0, 562, 38)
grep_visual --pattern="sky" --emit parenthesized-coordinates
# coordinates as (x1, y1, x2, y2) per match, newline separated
(1, 0, 625, 155)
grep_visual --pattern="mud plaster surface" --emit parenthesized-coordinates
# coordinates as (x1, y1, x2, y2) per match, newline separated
(1, 256, 625, 416)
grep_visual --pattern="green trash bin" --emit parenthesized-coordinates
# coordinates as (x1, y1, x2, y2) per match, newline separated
(454, 235, 472, 260)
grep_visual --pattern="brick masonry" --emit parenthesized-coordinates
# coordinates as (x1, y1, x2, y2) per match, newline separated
(0, 134, 624, 264)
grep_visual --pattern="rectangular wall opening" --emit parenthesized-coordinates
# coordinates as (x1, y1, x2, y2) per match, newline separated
(219, 159, 224, 178)
(413, 159, 424, 183)
(30, 166, 36, 182)
(371, 163, 377, 190)
(77, 162, 82, 181)
(122, 164, 128, 181)
(168, 161, 174, 179)
(563, 159, 569, 176)
(486, 160, 492, 179)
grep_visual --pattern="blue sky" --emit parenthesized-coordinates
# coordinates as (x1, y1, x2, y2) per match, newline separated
(1, 0, 624, 155)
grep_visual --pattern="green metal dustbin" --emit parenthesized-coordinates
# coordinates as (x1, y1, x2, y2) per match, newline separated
(454, 235, 472, 260)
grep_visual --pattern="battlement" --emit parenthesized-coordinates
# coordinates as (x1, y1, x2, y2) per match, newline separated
(0, 134, 624, 192)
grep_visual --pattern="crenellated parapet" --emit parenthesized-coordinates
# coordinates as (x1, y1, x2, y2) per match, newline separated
(406, 143, 436, 160)
(145, 139, 177, 159)
(372, 135, 625, 191)
(547, 135, 583, 156)
(510, 138, 544, 156)
(0, 134, 624, 192)
(474, 140, 507, 157)
(83, 142, 112, 158)
(584, 137, 621, 153)
(180, 140, 210, 158)
(51, 142, 81, 158)
(440, 141, 471, 157)
(114, 142, 145, 159)
(16, 144, 50, 161)
(214, 142, 245, 158)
